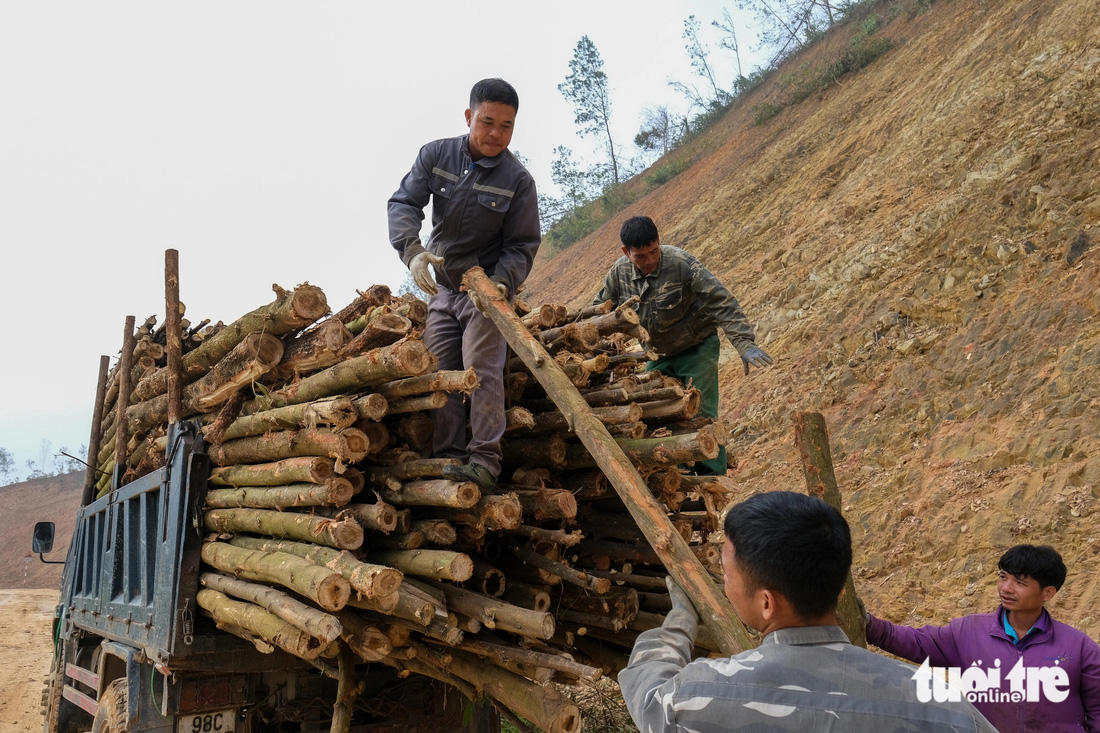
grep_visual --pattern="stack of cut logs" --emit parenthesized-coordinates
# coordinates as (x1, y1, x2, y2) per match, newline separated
(91, 282, 735, 733)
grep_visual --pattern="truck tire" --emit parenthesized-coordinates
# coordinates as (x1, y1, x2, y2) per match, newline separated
(91, 679, 129, 733)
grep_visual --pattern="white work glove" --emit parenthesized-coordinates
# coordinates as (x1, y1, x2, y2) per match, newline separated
(469, 281, 508, 317)
(409, 252, 445, 296)
(665, 576, 699, 626)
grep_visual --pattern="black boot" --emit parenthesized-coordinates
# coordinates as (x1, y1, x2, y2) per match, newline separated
(441, 462, 497, 492)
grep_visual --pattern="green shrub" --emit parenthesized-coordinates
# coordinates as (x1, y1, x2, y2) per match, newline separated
(647, 159, 690, 186)
(753, 102, 784, 125)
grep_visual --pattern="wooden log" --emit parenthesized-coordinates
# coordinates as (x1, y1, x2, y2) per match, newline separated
(134, 283, 327, 401)
(196, 589, 327, 660)
(504, 525, 584, 547)
(636, 392, 702, 424)
(352, 392, 389, 422)
(508, 467, 554, 488)
(563, 426, 719, 469)
(501, 580, 551, 613)
(508, 489, 577, 521)
(504, 372, 529, 402)
(465, 261, 752, 656)
(504, 406, 535, 432)
(228, 536, 402, 599)
(457, 637, 602, 682)
(200, 572, 342, 644)
(128, 333, 285, 434)
(205, 508, 364, 551)
(330, 284, 391, 326)
(371, 531, 425, 550)
(586, 569, 669, 590)
(337, 310, 411, 359)
(558, 585, 639, 626)
(275, 317, 354, 379)
(510, 544, 610, 594)
(372, 369, 480, 400)
(411, 519, 457, 546)
(201, 541, 350, 612)
(370, 549, 473, 582)
(240, 339, 431, 415)
(204, 396, 358, 442)
(353, 420, 390, 455)
(557, 470, 610, 501)
(430, 494, 523, 531)
(424, 580, 555, 640)
(113, 315, 137, 486)
(385, 392, 448, 415)
(82, 355, 111, 504)
(164, 250, 183, 425)
(500, 435, 566, 468)
(363, 458, 462, 484)
(392, 414, 434, 453)
(332, 502, 398, 534)
(793, 411, 867, 648)
(563, 299, 613, 322)
(468, 558, 506, 597)
(207, 427, 370, 467)
(335, 610, 394, 663)
(208, 456, 336, 487)
(381, 479, 480, 509)
(522, 403, 641, 436)
(205, 479, 355, 509)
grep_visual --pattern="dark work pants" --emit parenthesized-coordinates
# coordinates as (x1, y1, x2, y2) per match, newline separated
(646, 333, 727, 475)
(424, 288, 507, 477)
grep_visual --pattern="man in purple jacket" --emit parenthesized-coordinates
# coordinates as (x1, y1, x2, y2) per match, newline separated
(866, 544, 1100, 732)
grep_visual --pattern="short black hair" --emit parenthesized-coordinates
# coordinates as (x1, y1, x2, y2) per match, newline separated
(470, 78, 519, 113)
(998, 545, 1066, 590)
(724, 491, 852, 621)
(620, 216, 659, 249)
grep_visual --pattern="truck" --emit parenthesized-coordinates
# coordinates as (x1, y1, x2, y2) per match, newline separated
(33, 418, 496, 733)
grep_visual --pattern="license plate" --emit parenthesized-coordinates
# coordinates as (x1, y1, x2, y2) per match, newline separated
(176, 708, 237, 733)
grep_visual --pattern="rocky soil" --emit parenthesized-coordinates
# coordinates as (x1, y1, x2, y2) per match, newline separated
(526, 0, 1100, 638)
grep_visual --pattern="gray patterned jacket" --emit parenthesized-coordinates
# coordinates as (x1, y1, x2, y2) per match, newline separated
(619, 609, 998, 732)
(592, 245, 756, 359)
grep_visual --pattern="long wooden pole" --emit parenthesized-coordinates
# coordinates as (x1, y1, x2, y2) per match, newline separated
(462, 267, 753, 655)
(165, 249, 183, 425)
(792, 411, 866, 648)
(113, 315, 137, 490)
(82, 355, 111, 505)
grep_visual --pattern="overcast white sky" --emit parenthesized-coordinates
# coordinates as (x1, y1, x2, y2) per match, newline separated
(0, 1, 763, 480)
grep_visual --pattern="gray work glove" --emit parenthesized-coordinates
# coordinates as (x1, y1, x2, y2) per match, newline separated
(741, 344, 773, 375)
(469, 281, 508, 317)
(857, 596, 870, 632)
(409, 252, 445, 296)
(665, 576, 699, 626)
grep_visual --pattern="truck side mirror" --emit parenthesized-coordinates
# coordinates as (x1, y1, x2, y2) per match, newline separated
(32, 521, 55, 554)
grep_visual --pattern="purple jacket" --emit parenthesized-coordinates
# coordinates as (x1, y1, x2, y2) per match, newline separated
(868, 607, 1100, 732)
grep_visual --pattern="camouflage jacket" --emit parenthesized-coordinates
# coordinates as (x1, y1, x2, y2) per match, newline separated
(592, 245, 756, 359)
(618, 609, 998, 732)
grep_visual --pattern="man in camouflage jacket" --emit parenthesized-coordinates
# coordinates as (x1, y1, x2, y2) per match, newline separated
(619, 491, 998, 732)
(593, 216, 771, 474)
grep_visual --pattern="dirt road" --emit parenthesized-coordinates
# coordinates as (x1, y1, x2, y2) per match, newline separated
(0, 590, 58, 733)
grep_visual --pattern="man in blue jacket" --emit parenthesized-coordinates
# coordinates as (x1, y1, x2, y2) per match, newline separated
(866, 544, 1100, 732)
(388, 78, 540, 491)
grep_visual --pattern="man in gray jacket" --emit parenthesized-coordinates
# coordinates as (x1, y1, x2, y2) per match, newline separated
(593, 216, 771, 474)
(388, 78, 540, 491)
(619, 491, 997, 732)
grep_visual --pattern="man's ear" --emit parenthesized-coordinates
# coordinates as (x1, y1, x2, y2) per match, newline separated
(1042, 586, 1057, 604)
(465, 108, 473, 126)
(621, 246, 628, 257)
(759, 589, 778, 622)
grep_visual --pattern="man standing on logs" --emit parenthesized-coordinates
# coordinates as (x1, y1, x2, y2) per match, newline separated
(593, 215, 772, 475)
(619, 491, 998, 732)
(388, 78, 540, 491)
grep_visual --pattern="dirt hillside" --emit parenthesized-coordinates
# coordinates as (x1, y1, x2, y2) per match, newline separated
(0, 589, 58, 732)
(526, 0, 1100, 638)
(0, 472, 81, 590)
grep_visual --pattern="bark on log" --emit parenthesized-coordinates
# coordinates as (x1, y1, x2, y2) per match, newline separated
(208, 456, 336, 487)
(275, 317, 354, 380)
(337, 310, 411, 359)
(411, 519, 457, 546)
(501, 581, 552, 613)
(205, 396, 358, 443)
(200, 572, 342, 644)
(201, 541, 350, 612)
(508, 489, 577, 522)
(196, 589, 328, 660)
(370, 549, 473, 582)
(431, 494, 523, 531)
(793, 411, 867, 648)
(333, 503, 399, 534)
(205, 479, 355, 509)
(424, 580, 555, 640)
(336, 610, 394, 663)
(134, 283, 327, 401)
(228, 536, 402, 599)
(352, 392, 389, 422)
(381, 479, 480, 509)
(330, 284, 391, 326)
(240, 339, 431, 415)
(563, 426, 719, 469)
(505, 525, 584, 547)
(364, 458, 462, 484)
(522, 403, 641, 436)
(510, 544, 610, 594)
(385, 392, 448, 415)
(128, 333, 285, 434)
(372, 369, 480, 400)
(207, 427, 370, 467)
(463, 267, 752, 655)
(204, 508, 364, 551)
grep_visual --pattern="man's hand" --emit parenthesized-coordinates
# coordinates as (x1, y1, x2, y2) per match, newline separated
(665, 576, 699, 625)
(857, 597, 870, 632)
(470, 282, 508, 316)
(741, 345, 773, 375)
(410, 252, 445, 296)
